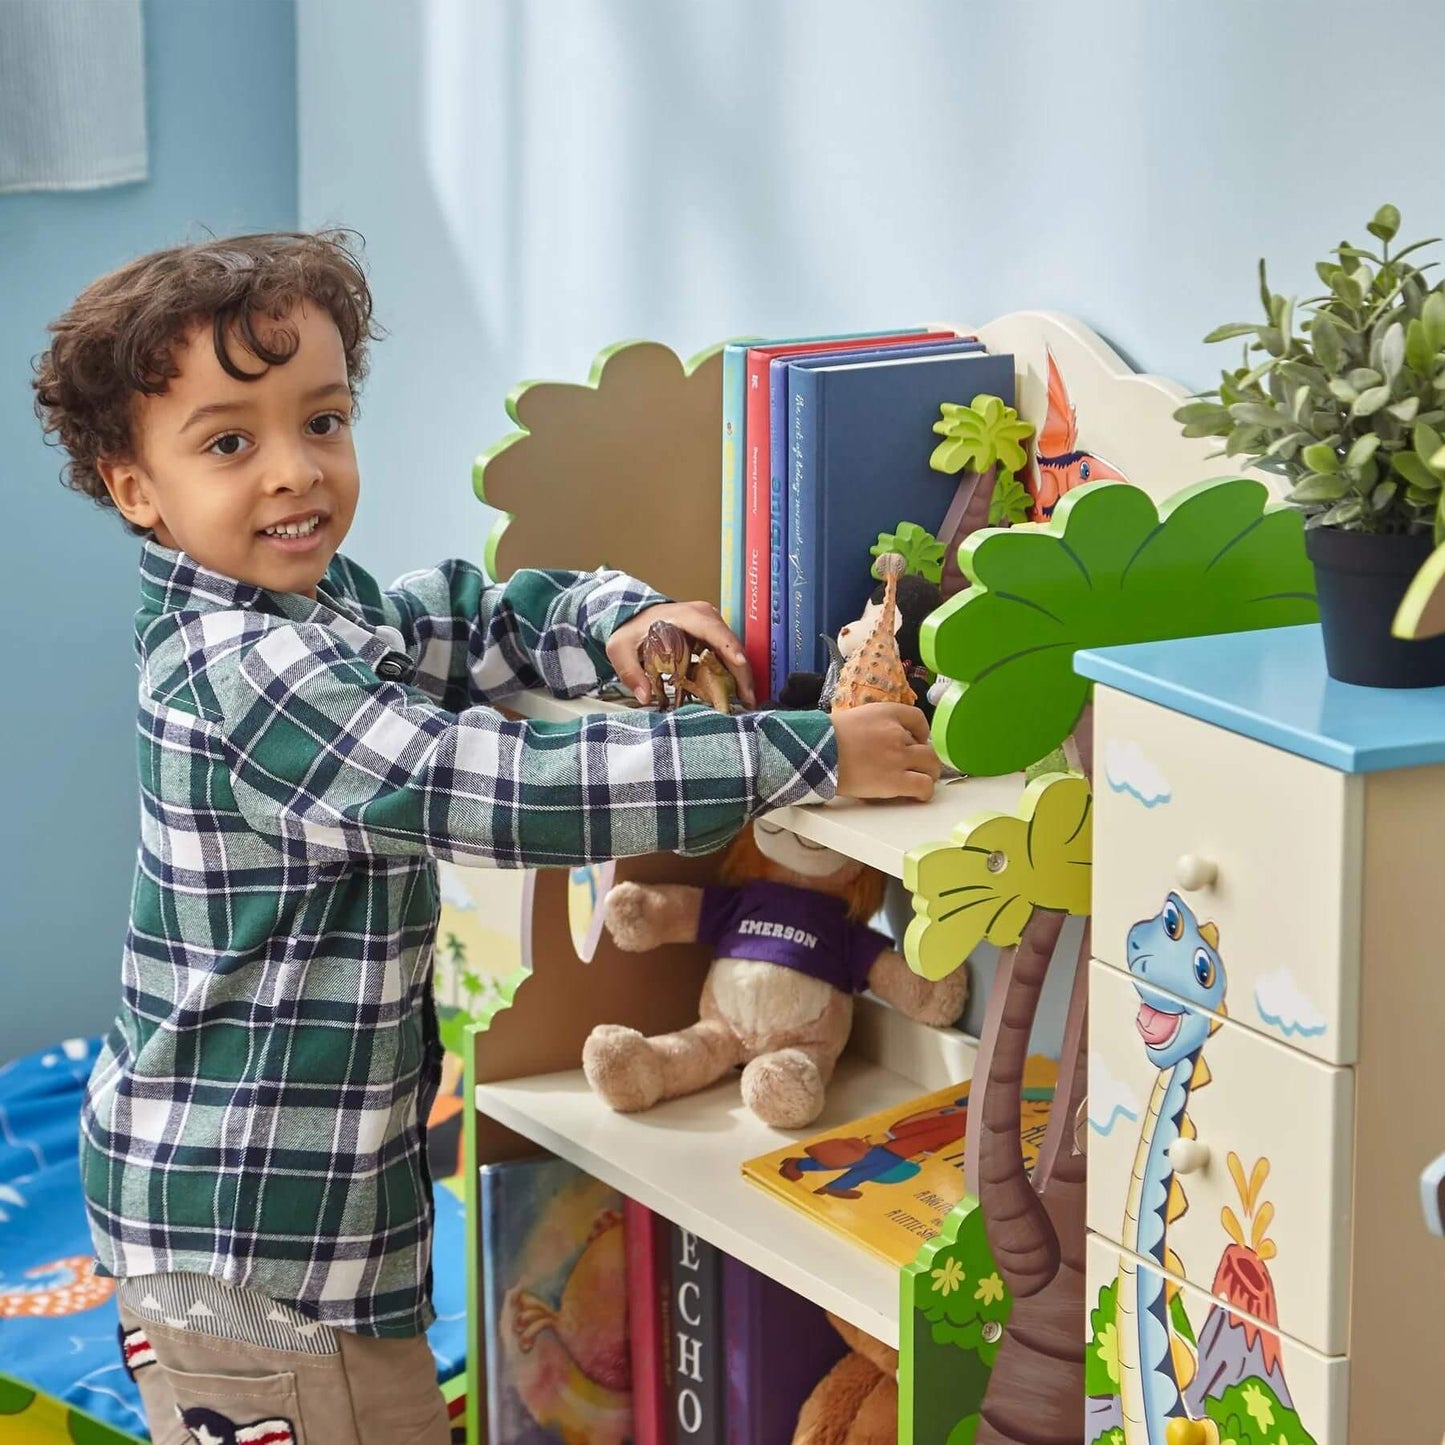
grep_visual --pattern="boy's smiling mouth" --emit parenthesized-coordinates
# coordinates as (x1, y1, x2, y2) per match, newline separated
(259, 510, 328, 550)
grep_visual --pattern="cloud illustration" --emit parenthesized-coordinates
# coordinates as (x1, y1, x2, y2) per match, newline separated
(438, 867, 477, 912)
(1255, 969, 1328, 1038)
(1104, 740, 1172, 808)
(1088, 1060, 1142, 1136)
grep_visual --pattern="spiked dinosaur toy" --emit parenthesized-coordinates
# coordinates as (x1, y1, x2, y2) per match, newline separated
(829, 553, 916, 711)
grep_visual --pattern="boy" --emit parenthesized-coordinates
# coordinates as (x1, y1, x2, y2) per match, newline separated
(33, 232, 940, 1443)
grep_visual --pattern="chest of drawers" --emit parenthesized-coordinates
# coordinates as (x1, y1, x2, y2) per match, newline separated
(1076, 623, 1445, 1445)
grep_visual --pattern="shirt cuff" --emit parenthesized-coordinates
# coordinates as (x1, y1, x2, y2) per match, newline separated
(754, 710, 838, 809)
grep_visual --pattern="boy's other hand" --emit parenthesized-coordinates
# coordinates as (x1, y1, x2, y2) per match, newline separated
(833, 704, 941, 803)
(608, 602, 756, 707)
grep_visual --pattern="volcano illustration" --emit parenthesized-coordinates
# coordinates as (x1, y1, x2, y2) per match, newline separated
(1185, 1154, 1294, 1414)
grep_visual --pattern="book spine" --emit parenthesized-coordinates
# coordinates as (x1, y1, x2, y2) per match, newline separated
(721, 1255, 757, 1445)
(719, 346, 748, 634)
(670, 1225, 725, 1445)
(478, 1166, 505, 1444)
(788, 366, 824, 679)
(768, 360, 792, 697)
(742, 352, 772, 689)
(625, 1197, 671, 1445)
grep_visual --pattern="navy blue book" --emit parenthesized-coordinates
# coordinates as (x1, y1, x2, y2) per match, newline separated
(787, 349, 1016, 676)
(766, 337, 979, 695)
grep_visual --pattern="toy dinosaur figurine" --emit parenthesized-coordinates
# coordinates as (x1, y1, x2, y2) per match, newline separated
(829, 553, 916, 710)
(637, 620, 736, 714)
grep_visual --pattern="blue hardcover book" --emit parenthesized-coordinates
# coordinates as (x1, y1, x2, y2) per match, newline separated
(766, 337, 976, 695)
(481, 1156, 633, 1444)
(774, 335, 988, 684)
(787, 349, 1015, 676)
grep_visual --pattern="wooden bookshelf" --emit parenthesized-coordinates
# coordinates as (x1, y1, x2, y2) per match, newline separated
(476, 997, 976, 1349)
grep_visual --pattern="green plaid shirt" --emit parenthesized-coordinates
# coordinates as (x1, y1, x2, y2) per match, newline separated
(81, 541, 836, 1336)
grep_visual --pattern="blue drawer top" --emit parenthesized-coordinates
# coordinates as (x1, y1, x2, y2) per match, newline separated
(1075, 624, 1445, 774)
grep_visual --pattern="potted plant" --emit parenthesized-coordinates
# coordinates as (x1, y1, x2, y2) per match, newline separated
(1178, 204, 1445, 688)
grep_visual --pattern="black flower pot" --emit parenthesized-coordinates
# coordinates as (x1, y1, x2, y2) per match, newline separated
(1305, 526, 1445, 688)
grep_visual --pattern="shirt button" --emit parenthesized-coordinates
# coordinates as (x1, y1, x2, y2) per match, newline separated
(376, 652, 411, 681)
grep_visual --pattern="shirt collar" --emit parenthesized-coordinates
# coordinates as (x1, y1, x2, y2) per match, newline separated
(138, 538, 363, 627)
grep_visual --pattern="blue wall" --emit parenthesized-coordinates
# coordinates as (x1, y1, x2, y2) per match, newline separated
(0, 0, 297, 1062)
(297, 0, 1445, 584)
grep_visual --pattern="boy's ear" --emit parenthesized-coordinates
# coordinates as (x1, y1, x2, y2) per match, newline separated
(97, 455, 161, 532)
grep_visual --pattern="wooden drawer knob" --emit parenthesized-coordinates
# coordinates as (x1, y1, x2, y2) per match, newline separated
(1167, 1138, 1210, 1174)
(1174, 854, 1218, 892)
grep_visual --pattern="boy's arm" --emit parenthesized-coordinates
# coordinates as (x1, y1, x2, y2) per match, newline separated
(216, 621, 834, 867)
(330, 555, 662, 709)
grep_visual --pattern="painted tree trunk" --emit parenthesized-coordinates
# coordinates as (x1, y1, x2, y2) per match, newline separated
(937, 463, 1001, 599)
(969, 911, 1092, 1445)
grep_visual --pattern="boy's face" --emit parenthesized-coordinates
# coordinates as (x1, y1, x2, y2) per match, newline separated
(99, 304, 359, 597)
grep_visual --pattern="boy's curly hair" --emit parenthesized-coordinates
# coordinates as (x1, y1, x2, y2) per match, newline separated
(33, 230, 381, 532)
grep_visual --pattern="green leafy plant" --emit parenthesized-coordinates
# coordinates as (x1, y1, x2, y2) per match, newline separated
(872, 521, 946, 583)
(922, 478, 1318, 777)
(1179, 204, 1445, 541)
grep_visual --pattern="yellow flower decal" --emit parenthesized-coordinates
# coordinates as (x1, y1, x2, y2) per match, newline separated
(903, 773, 1093, 980)
(1095, 1320, 1120, 1387)
(930, 1257, 966, 1296)
(974, 1271, 1005, 1305)
(1241, 1381, 1274, 1432)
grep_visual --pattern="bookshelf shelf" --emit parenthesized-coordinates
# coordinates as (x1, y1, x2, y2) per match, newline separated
(501, 688, 1026, 877)
(475, 1002, 977, 1350)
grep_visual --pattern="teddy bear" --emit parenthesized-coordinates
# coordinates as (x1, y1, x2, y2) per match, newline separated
(581, 818, 969, 1130)
(791, 1313, 899, 1445)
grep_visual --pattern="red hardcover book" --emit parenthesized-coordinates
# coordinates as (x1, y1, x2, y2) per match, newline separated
(625, 1196, 674, 1445)
(741, 329, 944, 689)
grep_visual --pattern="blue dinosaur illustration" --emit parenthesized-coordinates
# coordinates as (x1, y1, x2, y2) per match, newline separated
(1115, 892, 1227, 1445)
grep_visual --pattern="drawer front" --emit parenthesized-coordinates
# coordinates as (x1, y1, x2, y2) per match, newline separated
(1087, 960, 1353, 1357)
(1094, 686, 1361, 1065)
(1086, 1232, 1348, 1445)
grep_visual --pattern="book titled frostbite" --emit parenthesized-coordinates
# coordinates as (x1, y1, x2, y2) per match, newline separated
(481, 1154, 634, 1444)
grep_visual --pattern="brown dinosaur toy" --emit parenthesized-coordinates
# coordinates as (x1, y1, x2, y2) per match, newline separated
(829, 552, 916, 710)
(638, 619, 737, 714)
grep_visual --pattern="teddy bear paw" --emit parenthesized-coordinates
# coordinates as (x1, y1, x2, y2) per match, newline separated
(601, 883, 656, 951)
(742, 1049, 826, 1129)
(582, 1024, 664, 1112)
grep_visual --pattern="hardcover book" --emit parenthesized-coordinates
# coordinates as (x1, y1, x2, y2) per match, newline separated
(722, 1254, 847, 1445)
(741, 330, 938, 687)
(786, 349, 1015, 675)
(770, 337, 982, 685)
(625, 1196, 674, 1445)
(481, 1155, 634, 1444)
(741, 1058, 1056, 1268)
(668, 1224, 725, 1444)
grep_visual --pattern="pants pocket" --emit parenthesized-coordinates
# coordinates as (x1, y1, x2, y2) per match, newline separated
(160, 1365, 306, 1445)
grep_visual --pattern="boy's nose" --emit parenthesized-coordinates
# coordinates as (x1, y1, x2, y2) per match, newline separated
(266, 449, 323, 493)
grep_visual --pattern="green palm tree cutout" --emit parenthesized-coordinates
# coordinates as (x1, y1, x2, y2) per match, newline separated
(929, 394, 1035, 597)
(922, 477, 1318, 778)
(873, 522, 947, 584)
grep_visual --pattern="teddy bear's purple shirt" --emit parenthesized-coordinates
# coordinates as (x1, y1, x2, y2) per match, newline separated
(697, 880, 892, 994)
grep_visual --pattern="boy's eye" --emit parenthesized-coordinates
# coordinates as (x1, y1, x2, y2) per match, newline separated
(207, 432, 249, 458)
(308, 411, 348, 437)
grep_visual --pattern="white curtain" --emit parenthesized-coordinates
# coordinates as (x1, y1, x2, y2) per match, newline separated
(0, 0, 147, 193)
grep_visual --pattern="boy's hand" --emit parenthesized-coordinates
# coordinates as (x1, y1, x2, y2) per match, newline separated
(608, 602, 756, 707)
(833, 704, 941, 802)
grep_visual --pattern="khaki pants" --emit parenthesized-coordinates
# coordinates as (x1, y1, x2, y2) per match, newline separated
(118, 1303, 452, 1445)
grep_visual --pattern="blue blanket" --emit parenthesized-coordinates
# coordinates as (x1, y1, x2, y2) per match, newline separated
(0, 1037, 467, 1438)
